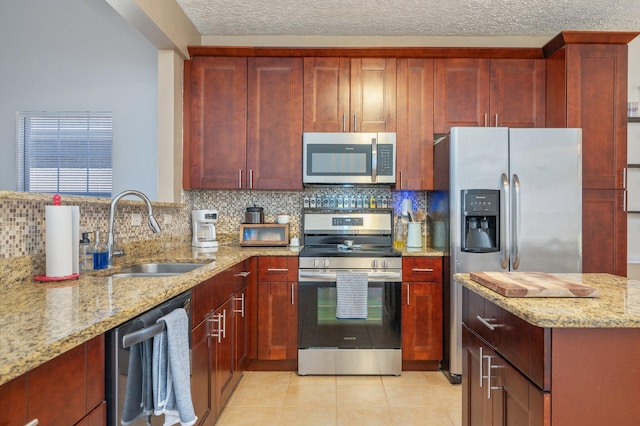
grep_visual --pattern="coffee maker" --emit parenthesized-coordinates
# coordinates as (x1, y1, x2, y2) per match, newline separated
(461, 190, 498, 253)
(192, 209, 219, 248)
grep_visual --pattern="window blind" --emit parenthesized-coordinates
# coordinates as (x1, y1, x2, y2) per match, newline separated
(17, 112, 113, 197)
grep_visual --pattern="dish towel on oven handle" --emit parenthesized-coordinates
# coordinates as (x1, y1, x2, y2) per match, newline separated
(336, 272, 368, 319)
(152, 308, 197, 426)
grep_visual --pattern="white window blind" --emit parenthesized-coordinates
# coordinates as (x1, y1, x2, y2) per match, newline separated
(17, 112, 113, 197)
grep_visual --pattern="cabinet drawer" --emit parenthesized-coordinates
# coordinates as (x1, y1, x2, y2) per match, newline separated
(402, 257, 443, 282)
(258, 257, 298, 281)
(463, 288, 502, 349)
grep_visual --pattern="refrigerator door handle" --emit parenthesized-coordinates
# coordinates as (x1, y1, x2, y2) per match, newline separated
(512, 174, 522, 270)
(500, 173, 510, 269)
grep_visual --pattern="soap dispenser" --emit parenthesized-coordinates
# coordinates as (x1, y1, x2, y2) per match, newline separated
(79, 232, 93, 272)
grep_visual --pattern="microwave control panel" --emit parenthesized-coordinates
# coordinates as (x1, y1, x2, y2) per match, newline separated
(377, 144, 394, 176)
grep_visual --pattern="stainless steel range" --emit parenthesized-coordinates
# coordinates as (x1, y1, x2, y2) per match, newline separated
(298, 208, 402, 375)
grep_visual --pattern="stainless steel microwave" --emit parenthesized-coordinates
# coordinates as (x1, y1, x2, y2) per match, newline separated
(303, 132, 396, 185)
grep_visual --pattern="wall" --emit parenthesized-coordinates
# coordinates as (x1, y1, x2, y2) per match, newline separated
(0, 0, 159, 198)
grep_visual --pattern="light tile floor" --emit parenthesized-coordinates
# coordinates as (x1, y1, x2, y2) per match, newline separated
(216, 371, 462, 425)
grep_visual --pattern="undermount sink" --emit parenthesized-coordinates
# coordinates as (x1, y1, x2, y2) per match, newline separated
(110, 262, 208, 278)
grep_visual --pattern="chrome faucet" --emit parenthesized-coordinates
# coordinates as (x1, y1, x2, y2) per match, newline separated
(107, 189, 161, 267)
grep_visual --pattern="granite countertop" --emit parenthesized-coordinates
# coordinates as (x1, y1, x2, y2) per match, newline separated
(0, 242, 442, 386)
(455, 272, 640, 328)
(0, 244, 301, 386)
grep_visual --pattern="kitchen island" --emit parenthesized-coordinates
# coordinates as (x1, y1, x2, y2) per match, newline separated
(455, 272, 640, 426)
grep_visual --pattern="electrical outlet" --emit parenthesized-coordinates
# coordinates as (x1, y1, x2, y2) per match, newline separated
(131, 213, 142, 226)
(164, 214, 172, 225)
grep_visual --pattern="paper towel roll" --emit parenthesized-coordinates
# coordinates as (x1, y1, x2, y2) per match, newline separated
(45, 205, 76, 277)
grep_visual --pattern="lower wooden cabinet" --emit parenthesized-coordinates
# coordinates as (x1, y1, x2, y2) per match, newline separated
(257, 257, 298, 362)
(0, 334, 106, 426)
(191, 259, 254, 425)
(402, 257, 443, 364)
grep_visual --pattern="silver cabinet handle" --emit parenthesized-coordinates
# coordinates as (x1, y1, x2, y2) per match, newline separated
(484, 113, 488, 127)
(249, 169, 253, 189)
(268, 268, 288, 272)
(371, 137, 378, 183)
(623, 167, 627, 190)
(233, 293, 245, 317)
(25, 420, 39, 426)
(291, 282, 295, 305)
(406, 283, 410, 305)
(486, 355, 503, 399)
(234, 271, 251, 277)
(342, 113, 346, 132)
(479, 346, 484, 388)
(238, 169, 243, 188)
(412, 268, 434, 272)
(221, 309, 227, 339)
(500, 173, 510, 269)
(512, 173, 521, 270)
(495, 113, 499, 127)
(353, 113, 357, 132)
(476, 315, 496, 331)
(208, 314, 222, 343)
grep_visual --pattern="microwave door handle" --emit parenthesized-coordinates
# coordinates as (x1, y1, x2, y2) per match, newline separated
(371, 137, 377, 183)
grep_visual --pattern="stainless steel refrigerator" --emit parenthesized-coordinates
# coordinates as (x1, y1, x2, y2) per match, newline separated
(433, 127, 582, 384)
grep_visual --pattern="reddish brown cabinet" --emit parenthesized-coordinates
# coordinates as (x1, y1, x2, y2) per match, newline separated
(0, 335, 106, 426)
(434, 58, 545, 132)
(396, 58, 435, 190)
(185, 56, 247, 189)
(544, 33, 635, 276)
(401, 257, 443, 365)
(304, 57, 396, 133)
(184, 56, 302, 190)
(257, 257, 298, 362)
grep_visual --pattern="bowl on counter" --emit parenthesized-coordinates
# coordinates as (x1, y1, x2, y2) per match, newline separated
(276, 214, 290, 224)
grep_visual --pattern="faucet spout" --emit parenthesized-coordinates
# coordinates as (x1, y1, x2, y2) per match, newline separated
(107, 190, 161, 267)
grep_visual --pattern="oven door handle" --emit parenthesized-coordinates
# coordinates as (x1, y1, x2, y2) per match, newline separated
(298, 270, 402, 282)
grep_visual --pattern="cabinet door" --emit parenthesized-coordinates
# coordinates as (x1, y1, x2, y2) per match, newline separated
(402, 282, 443, 361)
(247, 57, 303, 190)
(582, 189, 627, 275)
(191, 319, 212, 426)
(212, 299, 234, 417)
(257, 275, 298, 361)
(396, 58, 435, 190)
(350, 58, 397, 132)
(186, 57, 247, 189)
(490, 59, 545, 128)
(500, 358, 548, 426)
(0, 374, 27, 425)
(233, 287, 249, 373)
(303, 57, 351, 132)
(434, 58, 490, 132)
(566, 44, 628, 190)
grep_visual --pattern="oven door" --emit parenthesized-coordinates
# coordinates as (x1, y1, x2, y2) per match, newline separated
(298, 277, 401, 350)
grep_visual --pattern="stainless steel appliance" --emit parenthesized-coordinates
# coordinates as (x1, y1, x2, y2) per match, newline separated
(106, 290, 192, 425)
(303, 132, 396, 185)
(298, 208, 402, 375)
(192, 209, 218, 248)
(433, 127, 582, 384)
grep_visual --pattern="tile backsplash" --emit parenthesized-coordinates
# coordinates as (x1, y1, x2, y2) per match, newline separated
(0, 188, 427, 259)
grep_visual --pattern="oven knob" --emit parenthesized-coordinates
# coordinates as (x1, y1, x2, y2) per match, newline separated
(371, 260, 378, 268)
(382, 260, 389, 268)
(313, 258, 321, 268)
(323, 258, 330, 268)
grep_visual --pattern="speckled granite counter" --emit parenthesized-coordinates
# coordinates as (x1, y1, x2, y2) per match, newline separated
(455, 272, 640, 328)
(0, 244, 301, 386)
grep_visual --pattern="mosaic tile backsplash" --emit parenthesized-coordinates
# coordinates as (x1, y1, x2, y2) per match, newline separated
(0, 188, 427, 259)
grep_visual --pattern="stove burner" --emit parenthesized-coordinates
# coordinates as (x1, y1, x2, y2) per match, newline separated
(337, 244, 362, 251)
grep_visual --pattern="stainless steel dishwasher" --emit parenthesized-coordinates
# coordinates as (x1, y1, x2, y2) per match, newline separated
(105, 290, 192, 426)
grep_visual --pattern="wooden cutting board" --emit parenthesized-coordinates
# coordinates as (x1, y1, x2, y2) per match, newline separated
(469, 272, 599, 298)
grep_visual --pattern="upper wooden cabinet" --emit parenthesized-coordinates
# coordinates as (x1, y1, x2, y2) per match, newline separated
(396, 58, 435, 190)
(434, 58, 545, 132)
(184, 57, 303, 190)
(303, 57, 396, 132)
(547, 43, 628, 190)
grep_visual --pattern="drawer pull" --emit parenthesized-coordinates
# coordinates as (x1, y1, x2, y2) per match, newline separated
(234, 271, 251, 277)
(412, 268, 434, 272)
(267, 268, 288, 272)
(25, 420, 39, 426)
(477, 315, 497, 331)
(486, 355, 504, 399)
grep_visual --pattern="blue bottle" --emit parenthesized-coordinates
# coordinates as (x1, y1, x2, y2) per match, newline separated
(93, 230, 108, 270)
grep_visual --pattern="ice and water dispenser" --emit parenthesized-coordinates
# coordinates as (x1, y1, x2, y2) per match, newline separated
(461, 190, 499, 253)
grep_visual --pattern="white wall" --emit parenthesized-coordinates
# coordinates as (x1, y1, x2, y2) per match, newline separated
(0, 0, 159, 199)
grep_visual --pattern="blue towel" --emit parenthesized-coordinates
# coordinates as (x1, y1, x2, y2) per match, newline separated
(336, 272, 369, 319)
(152, 308, 197, 426)
(121, 317, 154, 425)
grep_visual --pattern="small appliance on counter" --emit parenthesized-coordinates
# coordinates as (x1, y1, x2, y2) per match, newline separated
(244, 206, 264, 224)
(192, 209, 218, 248)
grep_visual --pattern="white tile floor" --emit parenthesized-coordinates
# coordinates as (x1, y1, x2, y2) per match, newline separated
(216, 371, 462, 425)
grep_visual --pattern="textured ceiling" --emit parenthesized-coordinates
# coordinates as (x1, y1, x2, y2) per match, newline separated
(176, 0, 640, 38)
